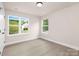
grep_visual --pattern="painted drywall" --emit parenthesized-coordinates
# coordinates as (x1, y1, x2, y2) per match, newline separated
(40, 4, 79, 50)
(0, 3, 5, 16)
(5, 10, 40, 46)
(0, 2, 5, 55)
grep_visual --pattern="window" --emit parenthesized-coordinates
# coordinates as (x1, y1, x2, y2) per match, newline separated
(42, 18, 48, 32)
(20, 17, 29, 33)
(9, 16, 19, 34)
(8, 15, 29, 35)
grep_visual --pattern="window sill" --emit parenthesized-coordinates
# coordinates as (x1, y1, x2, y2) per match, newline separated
(42, 31, 48, 34)
(7, 32, 30, 37)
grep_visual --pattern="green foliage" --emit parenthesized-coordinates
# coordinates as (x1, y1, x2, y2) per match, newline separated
(21, 20, 28, 25)
(9, 26, 19, 34)
(9, 19, 19, 25)
(9, 19, 19, 34)
(43, 19, 48, 32)
(43, 26, 48, 32)
(43, 19, 48, 25)
(23, 28, 28, 31)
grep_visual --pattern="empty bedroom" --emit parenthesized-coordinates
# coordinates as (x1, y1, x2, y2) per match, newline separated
(0, 2, 79, 56)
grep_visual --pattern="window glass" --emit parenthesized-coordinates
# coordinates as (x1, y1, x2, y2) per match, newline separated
(8, 15, 29, 35)
(9, 16, 19, 34)
(20, 17, 29, 33)
(43, 19, 48, 32)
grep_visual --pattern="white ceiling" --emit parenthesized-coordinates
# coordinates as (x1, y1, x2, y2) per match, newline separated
(4, 2, 78, 16)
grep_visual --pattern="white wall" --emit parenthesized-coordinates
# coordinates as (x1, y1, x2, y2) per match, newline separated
(0, 3, 5, 16)
(5, 10, 40, 46)
(40, 4, 79, 50)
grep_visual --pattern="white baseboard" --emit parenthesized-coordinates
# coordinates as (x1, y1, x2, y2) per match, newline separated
(5, 35, 79, 50)
(40, 36, 79, 50)
(5, 36, 38, 47)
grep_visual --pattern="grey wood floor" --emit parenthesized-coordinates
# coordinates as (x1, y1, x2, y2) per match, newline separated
(2, 38, 79, 56)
